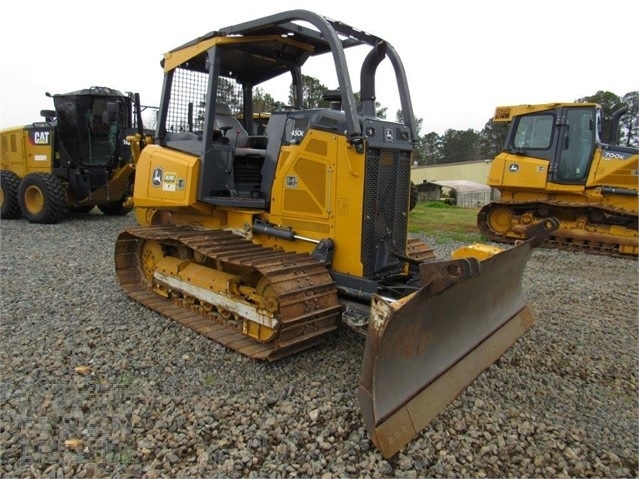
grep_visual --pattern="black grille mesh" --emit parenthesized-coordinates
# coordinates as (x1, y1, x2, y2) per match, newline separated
(362, 148, 411, 277)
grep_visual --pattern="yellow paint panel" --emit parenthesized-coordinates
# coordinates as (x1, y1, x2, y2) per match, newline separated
(499, 154, 548, 189)
(133, 145, 199, 207)
(592, 148, 639, 188)
(1, 129, 52, 176)
(278, 134, 332, 219)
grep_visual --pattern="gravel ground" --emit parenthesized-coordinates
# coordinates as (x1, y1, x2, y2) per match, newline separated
(0, 212, 637, 478)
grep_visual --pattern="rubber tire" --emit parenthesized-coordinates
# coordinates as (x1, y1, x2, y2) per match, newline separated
(18, 173, 68, 224)
(98, 201, 131, 216)
(1, 170, 22, 219)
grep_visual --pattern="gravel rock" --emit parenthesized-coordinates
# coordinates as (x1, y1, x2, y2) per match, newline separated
(1, 213, 637, 478)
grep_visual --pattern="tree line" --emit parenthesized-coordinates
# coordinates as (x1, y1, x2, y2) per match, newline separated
(251, 76, 638, 165)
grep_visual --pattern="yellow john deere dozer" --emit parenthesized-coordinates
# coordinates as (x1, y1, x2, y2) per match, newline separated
(114, 10, 557, 457)
(479, 102, 638, 257)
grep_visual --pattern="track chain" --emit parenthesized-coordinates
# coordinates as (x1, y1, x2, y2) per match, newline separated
(479, 200, 638, 259)
(115, 225, 343, 360)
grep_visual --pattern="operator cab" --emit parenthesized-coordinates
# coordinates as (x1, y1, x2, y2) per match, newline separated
(51, 87, 134, 169)
(504, 105, 599, 184)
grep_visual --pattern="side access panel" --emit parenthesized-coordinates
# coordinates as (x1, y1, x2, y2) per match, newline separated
(23, 126, 55, 174)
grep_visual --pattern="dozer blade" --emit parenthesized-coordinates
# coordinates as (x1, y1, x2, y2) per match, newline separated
(358, 237, 539, 458)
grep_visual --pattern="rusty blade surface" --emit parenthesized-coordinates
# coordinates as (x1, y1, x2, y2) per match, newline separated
(358, 238, 536, 458)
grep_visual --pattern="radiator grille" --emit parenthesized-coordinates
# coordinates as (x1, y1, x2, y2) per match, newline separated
(362, 148, 412, 277)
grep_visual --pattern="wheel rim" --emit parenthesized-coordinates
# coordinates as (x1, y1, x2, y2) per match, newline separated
(23, 185, 45, 215)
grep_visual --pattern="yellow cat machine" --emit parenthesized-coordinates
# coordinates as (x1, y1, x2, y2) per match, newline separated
(114, 10, 557, 457)
(0, 86, 151, 223)
(479, 103, 638, 257)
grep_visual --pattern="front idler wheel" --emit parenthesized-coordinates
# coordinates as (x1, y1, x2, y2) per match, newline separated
(139, 240, 165, 285)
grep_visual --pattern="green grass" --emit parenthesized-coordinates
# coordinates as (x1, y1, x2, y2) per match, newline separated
(409, 201, 484, 243)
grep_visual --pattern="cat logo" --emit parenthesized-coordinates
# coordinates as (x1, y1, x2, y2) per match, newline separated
(152, 167, 163, 187)
(31, 131, 50, 145)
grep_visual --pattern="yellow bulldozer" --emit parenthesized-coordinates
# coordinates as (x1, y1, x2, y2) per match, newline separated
(479, 102, 638, 257)
(114, 10, 557, 457)
(0, 86, 153, 223)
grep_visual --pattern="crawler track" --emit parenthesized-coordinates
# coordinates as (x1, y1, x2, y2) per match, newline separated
(478, 201, 638, 259)
(115, 225, 343, 361)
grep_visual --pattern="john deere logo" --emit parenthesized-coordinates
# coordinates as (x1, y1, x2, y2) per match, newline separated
(508, 164, 520, 172)
(152, 167, 163, 187)
(385, 128, 394, 142)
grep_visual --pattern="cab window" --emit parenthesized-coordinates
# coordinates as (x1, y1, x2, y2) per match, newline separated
(513, 114, 554, 149)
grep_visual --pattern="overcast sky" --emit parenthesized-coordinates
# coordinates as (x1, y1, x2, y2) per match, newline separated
(1, 0, 637, 135)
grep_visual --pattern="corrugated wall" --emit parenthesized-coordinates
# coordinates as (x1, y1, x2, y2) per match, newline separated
(411, 160, 492, 186)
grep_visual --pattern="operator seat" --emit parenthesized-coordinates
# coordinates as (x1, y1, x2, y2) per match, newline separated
(214, 103, 267, 155)
(214, 103, 249, 147)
